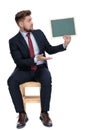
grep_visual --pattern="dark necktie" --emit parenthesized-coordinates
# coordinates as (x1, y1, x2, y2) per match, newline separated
(26, 33, 37, 70)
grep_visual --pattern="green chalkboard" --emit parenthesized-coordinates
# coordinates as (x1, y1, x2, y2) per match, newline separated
(51, 17, 76, 37)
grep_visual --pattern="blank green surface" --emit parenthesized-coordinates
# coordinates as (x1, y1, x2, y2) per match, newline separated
(51, 18, 76, 37)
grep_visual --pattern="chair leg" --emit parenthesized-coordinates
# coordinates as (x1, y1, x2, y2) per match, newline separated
(24, 102, 26, 112)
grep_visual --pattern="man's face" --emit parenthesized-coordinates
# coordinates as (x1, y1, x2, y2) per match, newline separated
(19, 15, 33, 32)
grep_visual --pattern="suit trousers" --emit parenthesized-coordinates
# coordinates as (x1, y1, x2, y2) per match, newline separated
(7, 66, 52, 113)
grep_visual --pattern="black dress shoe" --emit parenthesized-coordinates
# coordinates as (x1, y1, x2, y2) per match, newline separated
(17, 113, 28, 129)
(40, 112, 52, 127)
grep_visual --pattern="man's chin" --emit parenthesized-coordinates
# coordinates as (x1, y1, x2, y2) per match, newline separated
(24, 28, 33, 32)
(28, 27, 33, 31)
(30, 28, 33, 31)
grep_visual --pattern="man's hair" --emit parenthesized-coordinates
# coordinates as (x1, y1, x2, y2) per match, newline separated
(15, 10, 31, 25)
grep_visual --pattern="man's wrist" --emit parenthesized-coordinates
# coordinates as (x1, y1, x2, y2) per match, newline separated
(34, 56, 38, 63)
(63, 43, 67, 49)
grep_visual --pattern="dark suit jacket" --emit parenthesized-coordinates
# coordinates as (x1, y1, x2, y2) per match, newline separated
(9, 29, 66, 70)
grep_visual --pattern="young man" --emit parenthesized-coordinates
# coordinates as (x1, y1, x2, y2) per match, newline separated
(7, 10, 71, 128)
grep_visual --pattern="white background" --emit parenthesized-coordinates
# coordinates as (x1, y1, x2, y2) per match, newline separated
(0, 0, 87, 130)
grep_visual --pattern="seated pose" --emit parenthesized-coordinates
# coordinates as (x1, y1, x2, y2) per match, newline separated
(7, 10, 71, 129)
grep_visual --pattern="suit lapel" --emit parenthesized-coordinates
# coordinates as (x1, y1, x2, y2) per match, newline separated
(17, 32, 30, 56)
(31, 31, 43, 53)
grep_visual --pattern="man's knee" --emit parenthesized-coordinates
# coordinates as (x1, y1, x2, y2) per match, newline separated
(7, 76, 12, 86)
(7, 75, 18, 89)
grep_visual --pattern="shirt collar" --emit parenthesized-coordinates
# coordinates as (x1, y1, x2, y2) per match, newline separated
(20, 31, 27, 38)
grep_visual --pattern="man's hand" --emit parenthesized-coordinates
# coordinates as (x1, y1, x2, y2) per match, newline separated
(63, 35, 71, 47)
(37, 54, 52, 61)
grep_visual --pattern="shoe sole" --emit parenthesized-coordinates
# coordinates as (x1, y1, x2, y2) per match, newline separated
(16, 118, 28, 129)
(40, 116, 52, 127)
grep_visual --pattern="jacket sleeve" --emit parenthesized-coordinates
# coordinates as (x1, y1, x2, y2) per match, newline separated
(9, 39, 36, 68)
(39, 30, 66, 54)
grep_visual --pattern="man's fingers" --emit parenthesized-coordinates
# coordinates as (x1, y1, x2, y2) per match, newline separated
(37, 54, 52, 61)
(42, 56, 52, 60)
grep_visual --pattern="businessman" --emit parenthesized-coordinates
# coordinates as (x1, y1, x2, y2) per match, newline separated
(7, 10, 71, 128)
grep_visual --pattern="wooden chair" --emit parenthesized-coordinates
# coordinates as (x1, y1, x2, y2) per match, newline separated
(20, 81, 41, 111)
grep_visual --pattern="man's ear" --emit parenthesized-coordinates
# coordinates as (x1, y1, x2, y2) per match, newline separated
(18, 21, 23, 28)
